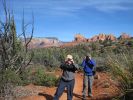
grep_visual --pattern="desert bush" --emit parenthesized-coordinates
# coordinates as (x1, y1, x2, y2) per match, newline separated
(94, 57, 110, 72)
(0, 0, 34, 98)
(31, 67, 59, 87)
(32, 48, 61, 67)
(43, 74, 59, 87)
(17, 65, 59, 87)
(0, 70, 22, 86)
(107, 51, 133, 100)
(19, 68, 32, 85)
(0, 69, 21, 99)
(32, 43, 94, 67)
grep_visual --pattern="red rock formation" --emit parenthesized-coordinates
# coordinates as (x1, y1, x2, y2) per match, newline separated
(119, 33, 131, 39)
(98, 34, 106, 41)
(106, 34, 116, 41)
(27, 37, 61, 48)
(23, 33, 132, 48)
(91, 35, 98, 42)
(91, 34, 116, 42)
(74, 34, 86, 42)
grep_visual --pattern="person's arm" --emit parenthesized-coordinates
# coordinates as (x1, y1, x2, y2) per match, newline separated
(73, 63, 79, 70)
(60, 63, 68, 70)
(72, 63, 79, 72)
(60, 63, 75, 70)
(60, 63, 64, 70)
(89, 59, 95, 67)
(85, 59, 95, 69)
(81, 60, 85, 67)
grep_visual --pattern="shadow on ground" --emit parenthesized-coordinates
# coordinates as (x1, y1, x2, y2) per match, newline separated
(38, 92, 53, 100)
(64, 90, 83, 99)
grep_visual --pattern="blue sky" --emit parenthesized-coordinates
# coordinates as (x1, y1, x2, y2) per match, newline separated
(0, 0, 133, 41)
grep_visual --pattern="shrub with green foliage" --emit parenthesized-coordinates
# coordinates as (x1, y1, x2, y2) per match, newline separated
(0, 69, 22, 87)
(0, 1, 34, 98)
(20, 65, 59, 87)
(31, 40, 133, 73)
(0, 69, 22, 99)
(31, 68, 59, 87)
(107, 51, 133, 100)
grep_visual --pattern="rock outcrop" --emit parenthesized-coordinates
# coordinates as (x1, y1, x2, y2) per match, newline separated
(74, 33, 117, 42)
(27, 37, 62, 48)
(74, 34, 86, 42)
(118, 33, 131, 39)
(91, 34, 116, 42)
(23, 33, 132, 48)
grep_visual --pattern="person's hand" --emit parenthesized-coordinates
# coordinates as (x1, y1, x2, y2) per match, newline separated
(89, 56, 91, 60)
(71, 59, 74, 64)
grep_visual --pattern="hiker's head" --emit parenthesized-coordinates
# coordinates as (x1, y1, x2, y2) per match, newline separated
(65, 54, 74, 64)
(86, 54, 91, 60)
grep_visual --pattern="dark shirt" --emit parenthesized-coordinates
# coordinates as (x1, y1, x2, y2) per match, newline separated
(60, 62, 79, 81)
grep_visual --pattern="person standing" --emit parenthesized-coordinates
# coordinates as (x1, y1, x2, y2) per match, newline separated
(81, 54, 96, 99)
(53, 54, 79, 100)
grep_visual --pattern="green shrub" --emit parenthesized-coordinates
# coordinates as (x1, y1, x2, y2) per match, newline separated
(15, 64, 59, 86)
(19, 68, 31, 85)
(0, 69, 22, 87)
(31, 68, 59, 87)
(107, 51, 133, 100)
(43, 74, 59, 87)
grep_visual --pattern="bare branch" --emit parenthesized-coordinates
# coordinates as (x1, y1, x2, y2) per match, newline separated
(0, 0, 34, 76)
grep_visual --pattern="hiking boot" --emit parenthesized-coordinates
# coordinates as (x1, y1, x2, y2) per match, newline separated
(88, 94, 93, 98)
(82, 95, 86, 100)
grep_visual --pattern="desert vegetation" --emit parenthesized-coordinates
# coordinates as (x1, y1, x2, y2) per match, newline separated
(0, 0, 133, 100)
(107, 50, 133, 100)
(0, 0, 34, 99)
(0, 1, 58, 99)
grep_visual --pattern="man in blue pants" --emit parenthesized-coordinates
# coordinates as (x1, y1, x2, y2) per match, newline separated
(81, 54, 96, 99)
(53, 55, 79, 100)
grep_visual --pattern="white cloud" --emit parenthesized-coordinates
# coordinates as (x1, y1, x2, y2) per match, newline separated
(1, 0, 133, 18)
(87, 0, 133, 12)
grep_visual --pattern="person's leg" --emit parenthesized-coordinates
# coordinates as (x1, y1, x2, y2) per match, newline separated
(66, 79, 75, 100)
(88, 76, 94, 97)
(53, 79, 66, 100)
(82, 73, 88, 97)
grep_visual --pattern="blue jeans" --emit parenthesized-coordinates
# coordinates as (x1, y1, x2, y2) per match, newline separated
(82, 73, 94, 96)
(53, 78, 75, 100)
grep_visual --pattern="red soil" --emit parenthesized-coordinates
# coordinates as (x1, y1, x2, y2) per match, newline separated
(16, 72, 119, 100)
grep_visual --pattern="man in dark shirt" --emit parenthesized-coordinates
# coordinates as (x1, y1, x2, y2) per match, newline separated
(53, 55, 79, 100)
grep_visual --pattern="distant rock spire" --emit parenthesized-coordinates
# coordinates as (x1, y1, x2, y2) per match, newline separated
(74, 34, 86, 42)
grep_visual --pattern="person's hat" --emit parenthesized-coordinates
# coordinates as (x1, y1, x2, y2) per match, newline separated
(66, 54, 73, 60)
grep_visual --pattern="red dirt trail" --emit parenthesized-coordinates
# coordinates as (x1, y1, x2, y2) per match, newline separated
(17, 72, 119, 100)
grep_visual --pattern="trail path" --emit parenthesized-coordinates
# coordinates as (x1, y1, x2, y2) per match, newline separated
(17, 72, 119, 100)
